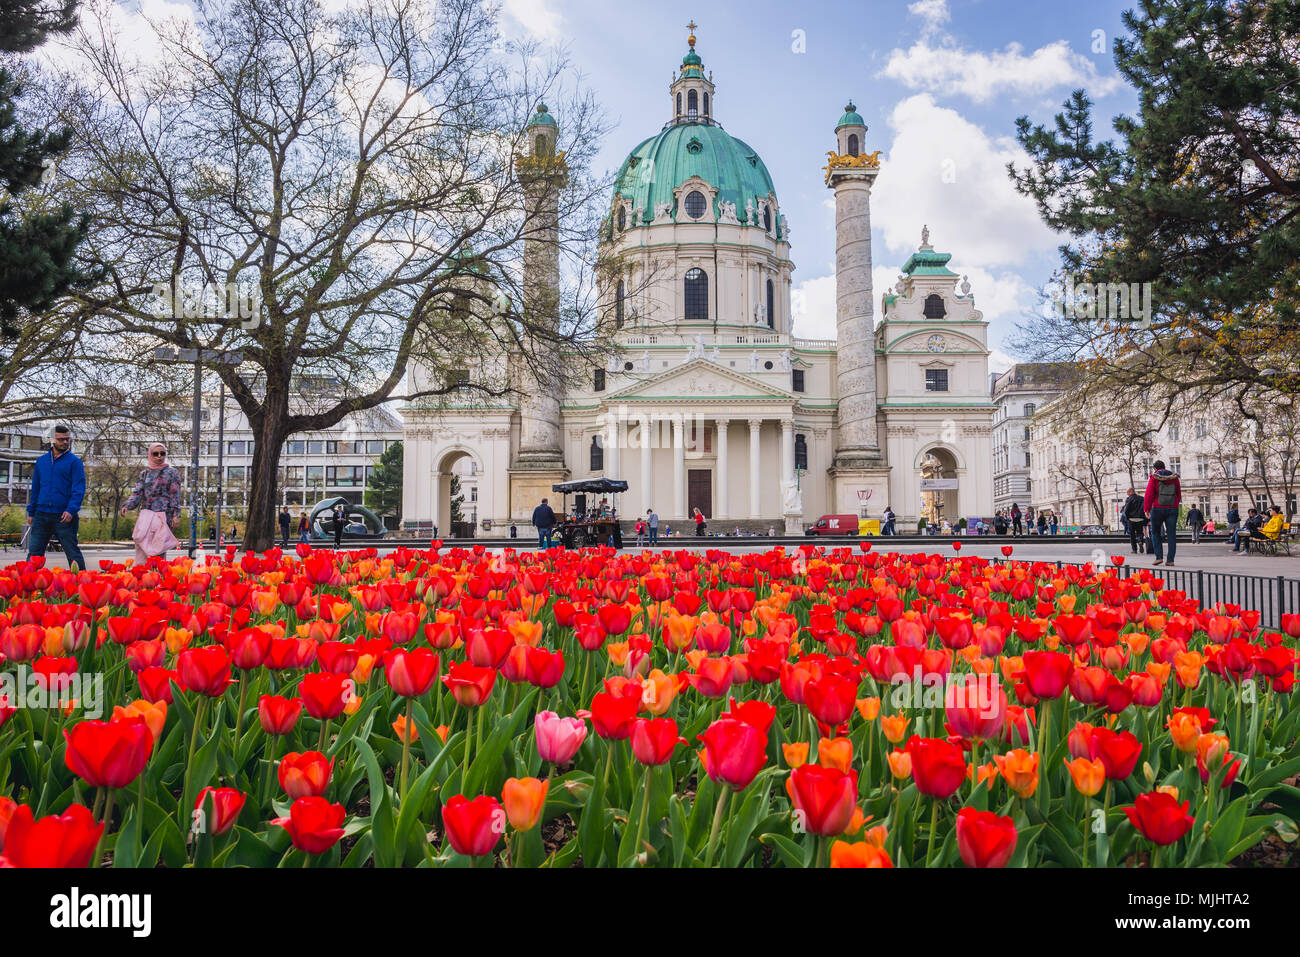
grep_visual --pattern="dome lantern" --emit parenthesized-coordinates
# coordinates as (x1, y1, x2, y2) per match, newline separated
(669, 21, 716, 126)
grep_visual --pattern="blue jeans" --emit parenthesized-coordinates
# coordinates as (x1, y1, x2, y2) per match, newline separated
(27, 511, 86, 571)
(537, 527, 553, 549)
(1149, 507, 1178, 561)
(649, 526, 658, 544)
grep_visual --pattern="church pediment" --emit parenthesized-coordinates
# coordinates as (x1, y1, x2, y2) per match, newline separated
(885, 329, 986, 354)
(604, 358, 791, 402)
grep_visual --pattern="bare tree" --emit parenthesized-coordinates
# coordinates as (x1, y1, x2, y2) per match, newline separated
(39, 0, 620, 550)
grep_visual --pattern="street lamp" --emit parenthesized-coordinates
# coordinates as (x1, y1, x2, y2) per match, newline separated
(153, 346, 243, 558)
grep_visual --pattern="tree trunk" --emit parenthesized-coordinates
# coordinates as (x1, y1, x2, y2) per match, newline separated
(244, 396, 290, 553)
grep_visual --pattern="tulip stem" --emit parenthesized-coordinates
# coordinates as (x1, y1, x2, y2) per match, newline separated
(703, 787, 730, 868)
(234, 680, 248, 745)
(93, 789, 115, 867)
(463, 716, 474, 792)
(631, 767, 652, 866)
(179, 697, 207, 832)
(1080, 796, 1089, 868)
(1038, 699, 1052, 807)
(924, 799, 939, 868)
(400, 697, 414, 804)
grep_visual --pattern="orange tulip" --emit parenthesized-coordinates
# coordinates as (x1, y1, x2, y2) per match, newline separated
(392, 714, 419, 743)
(880, 713, 909, 744)
(640, 669, 679, 716)
(1166, 712, 1202, 753)
(1123, 632, 1150, 657)
(501, 777, 549, 831)
(842, 806, 868, 836)
(818, 737, 853, 773)
(508, 619, 543, 647)
(1057, 594, 1077, 613)
(606, 642, 630, 667)
(887, 749, 912, 780)
(1174, 651, 1204, 689)
(1157, 784, 1180, 801)
(1196, 733, 1230, 770)
(663, 614, 698, 653)
(999, 655, 1024, 685)
(434, 725, 450, 743)
(864, 824, 888, 849)
(1145, 661, 1170, 684)
(970, 656, 995, 676)
(343, 694, 362, 716)
(684, 649, 707, 672)
(830, 840, 893, 868)
(163, 627, 192, 655)
(968, 761, 1000, 788)
(112, 699, 167, 742)
(994, 749, 1039, 798)
(1064, 756, 1105, 796)
(250, 589, 280, 617)
(783, 742, 810, 769)
(855, 697, 881, 721)
(517, 593, 548, 618)
(42, 627, 63, 657)
(351, 654, 378, 685)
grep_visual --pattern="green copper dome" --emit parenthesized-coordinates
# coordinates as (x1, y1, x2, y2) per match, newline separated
(527, 103, 556, 128)
(836, 101, 865, 128)
(612, 124, 780, 233)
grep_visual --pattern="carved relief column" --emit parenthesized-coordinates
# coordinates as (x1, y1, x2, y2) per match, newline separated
(716, 418, 729, 520)
(748, 417, 762, 518)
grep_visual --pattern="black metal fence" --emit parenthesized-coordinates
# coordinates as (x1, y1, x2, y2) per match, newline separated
(1053, 561, 1300, 630)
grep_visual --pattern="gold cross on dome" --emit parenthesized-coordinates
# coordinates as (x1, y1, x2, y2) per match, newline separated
(686, 20, 697, 46)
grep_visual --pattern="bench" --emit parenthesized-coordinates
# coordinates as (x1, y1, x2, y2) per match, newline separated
(0, 532, 21, 551)
(1247, 524, 1294, 557)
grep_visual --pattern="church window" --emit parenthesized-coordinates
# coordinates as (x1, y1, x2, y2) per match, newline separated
(590, 435, 603, 471)
(684, 267, 708, 319)
(448, 368, 469, 389)
(676, 92, 681, 117)
(687, 89, 698, 120)
(617, 206, 626, 231)
(923, 294, 946, 318)
(792, 369, 805, 392)
(684, 190, 707, 219)
(925, 369, 948, 392)
(766, 279, 775, 329)
(535, 134, 547, 156)
(703, 92, 709, 116)
(593, 368, 605, 392)
(615, 280, 625, 327)
(847, 134, 859, 157)
(794, 434, 808, 470)
(763, 204, 771, 232)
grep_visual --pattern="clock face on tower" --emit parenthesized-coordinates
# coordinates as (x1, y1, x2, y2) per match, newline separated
(926, 334, 947, 353)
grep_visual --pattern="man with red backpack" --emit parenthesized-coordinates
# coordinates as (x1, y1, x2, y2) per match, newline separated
(1143, 459, 1182, 566)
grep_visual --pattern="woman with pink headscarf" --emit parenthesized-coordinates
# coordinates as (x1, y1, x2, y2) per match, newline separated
(121, 442, 183, 563)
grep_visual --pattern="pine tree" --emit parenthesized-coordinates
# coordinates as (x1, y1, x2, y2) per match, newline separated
(363, 440, 403, 518)
(1009, 0, 1300, 410)
(0, 0, 97, 338)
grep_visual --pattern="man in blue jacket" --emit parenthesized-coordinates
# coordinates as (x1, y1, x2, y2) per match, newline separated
(26, 425, 87, 571)
(531, 497, 556, 549)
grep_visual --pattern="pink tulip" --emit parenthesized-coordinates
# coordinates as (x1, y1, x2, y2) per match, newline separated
(534, 710, 587, 765)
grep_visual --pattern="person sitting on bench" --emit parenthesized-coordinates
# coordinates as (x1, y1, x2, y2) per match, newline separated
(1242, 505, 1284, 554)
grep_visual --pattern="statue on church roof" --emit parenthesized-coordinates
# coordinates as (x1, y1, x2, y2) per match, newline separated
(921, 224, 930, 247)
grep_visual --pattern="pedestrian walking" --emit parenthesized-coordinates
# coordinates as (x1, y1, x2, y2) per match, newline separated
(297, 510, 310, 544)
(635, 517, 646, 546)
(332, 501, 347, 549)
(1048, 513, 1058, 536)
(1122, 487, 1148, 554)
(1010, 502, 1023, 536)
(1186, 504, 1205, 543)
(1036, 512, 1047, 536)
(278, 506, 292, 547)
(532, 497, 557, 549)
(1143, 459, 1182, 566)
(25, 424, 87, 571)
(647, 508, 659, 545)
(693, 508, 707, 536)
(120, 441, 182, 564)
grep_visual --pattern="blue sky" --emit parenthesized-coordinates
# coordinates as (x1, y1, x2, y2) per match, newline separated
(503, 0, 1141, 368)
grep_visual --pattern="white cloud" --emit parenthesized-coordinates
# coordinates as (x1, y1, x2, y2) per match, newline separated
(988, 348, 1016, 374)
(880, 39, 1123, 103)
(871, 93, 1058, 269)
(501, 0, 563, 42)
(907, 0, 950, 36)
(791, 273, 837, 339)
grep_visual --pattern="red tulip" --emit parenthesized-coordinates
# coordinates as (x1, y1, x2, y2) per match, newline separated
(258, 695, 303, 735)
(589, 692, 640, 740)
(225, 628, 272, 670)
(1019, 650, 1073, 699)
(384, 647, 441, 697)
(803, 672, 859, 726)
(465, 628, 514, 669)
(788, 764, 858, 836)
(0, 804, 103, 867)
(272, 797, 346, 854)
(630, 717, 684, 766)
(441, 794, 504, 857)
(63, 716, 154, 789)
(687, 656, 735, 699)
(524, 647, 565, 688)
(299, 671, 352, 720)
(0, 624, 43, 662)
(596, 603, 633, 636)
(943, 674, 1007, 742)
(721, 697, 777, 734)
(955, 807, 1018, 867)
(698, 717, 768, 791)
(316, 641, 360, 676)
(904, 735, 967, 799)
(442, 662, 497, 707)
(124, 639, 166, 674)
(1068, 666, 1110, 706)
(195, 787, 245, 836)
(1088, 727, 1142, 780)
(177, 646, 235, 697)
(1124, 791, 1194, 845)
(278, 750, 333, 799)
(137, 666, 180, 704)
(77, 580, 115, 609)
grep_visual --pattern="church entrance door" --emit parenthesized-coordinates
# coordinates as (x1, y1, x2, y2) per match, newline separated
(688, 469, 712, 520)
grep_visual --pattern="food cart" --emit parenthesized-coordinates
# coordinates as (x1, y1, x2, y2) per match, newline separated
(552, 478, 628, 548)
